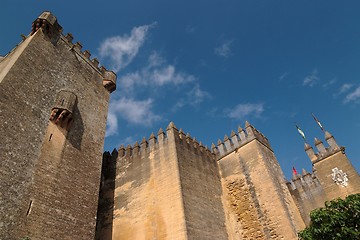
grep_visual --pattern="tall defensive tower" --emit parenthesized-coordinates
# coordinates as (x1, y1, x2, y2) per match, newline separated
(215, 122, 305, 239)
(0, 12, 116, 239)
(304, 131, 360, 201)
(287, 127, 360, 225)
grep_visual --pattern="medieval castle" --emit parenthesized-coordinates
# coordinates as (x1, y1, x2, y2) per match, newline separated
(0, 12, 359, 240)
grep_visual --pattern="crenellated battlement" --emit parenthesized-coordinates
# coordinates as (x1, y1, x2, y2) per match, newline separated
(286, 167, 326, 225)
(304, 131, 343, 164)
(116, 122, 214, 161)
(1, 11, 116, 93)
(286, 168, 322, 192)
(59, 32, 116, 93)
(177, 129, 214, 159)
(212, 121, 272, 160)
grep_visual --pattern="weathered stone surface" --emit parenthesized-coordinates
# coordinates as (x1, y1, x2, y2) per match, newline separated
(0, 12, 115, 240)
(2, 11, 360, 240)
(218, 140, 305, 240)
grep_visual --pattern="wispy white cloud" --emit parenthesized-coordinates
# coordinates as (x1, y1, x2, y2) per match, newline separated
(148, 51, 164, 68)
(322, 78, 337, 88)
(333, 83, 354, 98)
(173, 84, 211, 111)
(339, 83, 353, 94)
(214, 40, 233, 57)
(187, 84, 211, 105)
(99, 23, 156, 72)
(120, 52, 196, 92)
(226, 103, 264, 120)
(279, 72, 289, 81)
(303, 69, 319, 87)
(105, 97, 161, 137)
(344, 86, 360, 103)
(105, 111, 118, 137)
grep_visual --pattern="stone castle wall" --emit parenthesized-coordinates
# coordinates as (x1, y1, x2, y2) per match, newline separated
(287, 171, 326, 225)
(216, 124, 305, 239)
(97, 122, 309, 240)
(106, 126, 188, 240)
(97, 120, 360, 240)
(175, 129, 228, 240)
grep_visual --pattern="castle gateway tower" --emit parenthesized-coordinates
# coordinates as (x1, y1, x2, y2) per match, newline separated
(0, 12, 116, 239)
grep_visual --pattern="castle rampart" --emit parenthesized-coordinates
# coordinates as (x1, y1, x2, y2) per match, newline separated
(98, 122, 228, 239)
(286, 170, 326, 225)
(97, 122, 306, 239)
(212, 121, 272, 160)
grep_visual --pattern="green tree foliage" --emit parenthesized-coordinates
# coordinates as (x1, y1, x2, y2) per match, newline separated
(298, 193, 360, 240)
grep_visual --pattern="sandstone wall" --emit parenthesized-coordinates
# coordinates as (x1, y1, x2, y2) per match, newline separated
(314, 151, 360, 201)
(218, 139, 305, 240)
(111, 127, 188, 240)
(287, 173, 326, 225)
(175, 133, 228, 240)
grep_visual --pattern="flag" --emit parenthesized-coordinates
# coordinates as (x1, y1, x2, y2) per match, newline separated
(296, 124, 306, 140)
(292, 166, 298, 175)
(312, 113, 324, 132)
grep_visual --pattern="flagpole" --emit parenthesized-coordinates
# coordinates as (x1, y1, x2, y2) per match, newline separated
(295, 123, 308, 144)
(312, 113, 325, 133)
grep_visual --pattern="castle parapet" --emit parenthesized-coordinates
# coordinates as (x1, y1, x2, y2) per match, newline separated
(212, 121, 272, 160)
(304, 131, 343, 164)
(116, 122, 215, 163)
(28, 11, 117, 93)
(287, 168, 322, 193)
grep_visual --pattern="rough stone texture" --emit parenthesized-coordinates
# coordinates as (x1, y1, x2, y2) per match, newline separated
(0, 12, 114, 240)
(218, 139, 305, 240)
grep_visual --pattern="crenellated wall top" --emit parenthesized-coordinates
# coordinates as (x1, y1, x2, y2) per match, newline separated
(212, 121, 272, 160)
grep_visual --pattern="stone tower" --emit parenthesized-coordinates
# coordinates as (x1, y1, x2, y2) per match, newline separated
(309, 131, 360, 200)
(215, 122, 305, 239)
(287, 129, 360, 225)
(0, 12, 116, 240)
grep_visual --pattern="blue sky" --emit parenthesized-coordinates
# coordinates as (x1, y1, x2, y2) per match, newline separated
(1, 1, 360, 179)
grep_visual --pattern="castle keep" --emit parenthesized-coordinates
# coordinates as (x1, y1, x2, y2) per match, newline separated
(0, 12, 116, 239)
(1, 12, 359, 240)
